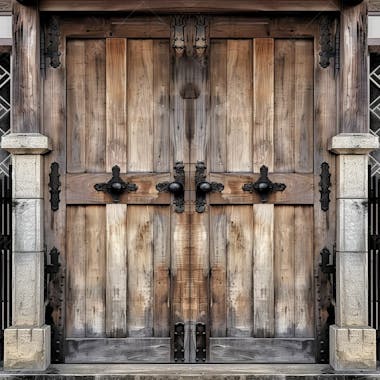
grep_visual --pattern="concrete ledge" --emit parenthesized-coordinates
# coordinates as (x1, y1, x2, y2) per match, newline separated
(330, 325, 376, 370)
(329, 133, 379, 155)
(1, 133, 52, 155)
(4, 325, 51, 371)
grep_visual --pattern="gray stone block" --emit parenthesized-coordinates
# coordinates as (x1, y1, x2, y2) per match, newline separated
(1, 133, 52, 155)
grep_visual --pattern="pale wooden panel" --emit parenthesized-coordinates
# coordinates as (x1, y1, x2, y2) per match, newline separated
(226, 206, 253, 336)
(253, 204, 274, 338)
(85, 39, 106, 172)
(106, 204, 127, 338)
(153, 40, 170, 173)
(67, 40, 86, 173)
(294, 206, 314, 338)
(106, 38, 127, 172)
(253, 38, 274, 172)
(274, 40, 295, 172)
(294, 40, 313, 174)
(128, 39, 154, 172)
(66, 206, 86, 338)
(210, 40, 227, 172)
(127, 206, 154, 336)
(66, 338, 170, 363)
(274, 206, 295, 337)
(226, 40, 252, 172)
(210, 338, 315, 363)
(85, 206, 106, 337)
(210, 207, 227, 337)
(153, 206, 170, 337)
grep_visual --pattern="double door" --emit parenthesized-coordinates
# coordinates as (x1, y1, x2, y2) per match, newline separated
(43, 14, 337, 363)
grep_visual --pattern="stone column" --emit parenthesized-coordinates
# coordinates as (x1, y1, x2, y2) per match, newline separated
(1, 133, 51, 370)
(329, 133, 379, 370)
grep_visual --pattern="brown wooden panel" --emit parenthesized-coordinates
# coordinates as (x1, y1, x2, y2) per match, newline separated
(106, 204, 127, 337)
(226, 206, 253, 337)
(65, 338, 170, 363)
(127, 206, 154, 337)
(210, 338, 315, 363)
(209, 173, 314, 205)
(106, 38, 127, 172)
(85, 206, 106, 337)
(226, 40, 252, 172)
(274, 206, 295, 338)
(66, 206, 86, 338)
(128, 40, 154, 172)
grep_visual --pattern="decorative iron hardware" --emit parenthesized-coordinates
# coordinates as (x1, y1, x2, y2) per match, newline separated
(195, 161, 224, 213)
(320, 246, 336, 300)
(242, 165, 286, 203)
(46, 16, 61, 69)
(319, 16, 335, 69)
(174, 322, 185, 362)
(195, 322, 207, 362)
(156, 161, 185, 213)
(171, 15, 186, 57)
(319, 162, 331, 212)
(94, 165, 137, 203)
(45, 247, 61, 275)
(49, 162, 61, 212)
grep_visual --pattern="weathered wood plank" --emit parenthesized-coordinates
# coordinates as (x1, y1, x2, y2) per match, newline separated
(226, 206, 253, 337)
(210, 338, 315, 363)
(106, 204, 127, 337)
(65, 338, 171, 363)
(127, 206, 154, 337)
(128, 39, 154, 172)
(226, 40, 252, 172)
(66, 206, 86, 338)
(67, 39, 86, 173)
(253, 204, 274, 338)
(209, 173, 314, 205)
(85, 206, 106, 337)
(106, 38, 127, 172)
(274, 206, 295, 337)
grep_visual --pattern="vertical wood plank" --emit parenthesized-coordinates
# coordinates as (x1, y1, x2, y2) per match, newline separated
(66, 206, 86, 337)
(153, 40, 170, 173)
(85, 40, 106, 172)
(153, 206, 170, 337)
(274, 40, 295, 172)
(226, 206, 253, 337)
(106, 204, 127, 338)
(294, 40, 313, 174)
(106, 38, 127, 172)
(210, 40, 227, 173)
(127, 206, 154, 337)
(128, 39, 154, 172)
(67, 40, 86, 173)
(226, 40, 253, 172)
(85, 206, 106, 337)
(274, 206, 295, 337)
(294, 206, 314, 338)
(253, 38, 274, 173)
(253, 204, 274, 338)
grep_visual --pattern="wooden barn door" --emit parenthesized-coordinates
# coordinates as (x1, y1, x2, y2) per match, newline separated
(43, 14, 337, 364)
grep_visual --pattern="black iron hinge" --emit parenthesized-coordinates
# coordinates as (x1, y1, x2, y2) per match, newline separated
(320, 246, 336, 301)
(195, 323, 207, 362)
(174, 322, 185, 362)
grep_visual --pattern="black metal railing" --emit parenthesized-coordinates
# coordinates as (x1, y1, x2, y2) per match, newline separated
(0, 167, 12, 361)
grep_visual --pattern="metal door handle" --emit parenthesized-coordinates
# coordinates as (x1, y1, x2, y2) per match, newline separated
(195, 161, 224, 213)
(156, 161, 185, 213)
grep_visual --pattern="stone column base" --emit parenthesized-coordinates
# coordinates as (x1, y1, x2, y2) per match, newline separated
(330, 325, 376, 370)
(4, 325, 51, 370)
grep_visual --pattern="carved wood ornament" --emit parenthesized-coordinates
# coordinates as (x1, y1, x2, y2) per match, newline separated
(319, 16, 335, 69)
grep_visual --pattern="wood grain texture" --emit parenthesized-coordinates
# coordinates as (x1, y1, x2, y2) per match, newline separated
(127, 206, 154, 337)
(106, 38, 127, 172)
(106, 204, 127, 338)
(66, 338, 170, 363)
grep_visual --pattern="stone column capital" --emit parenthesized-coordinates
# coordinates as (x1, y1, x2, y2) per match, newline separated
(1, 133, 52, 155)
(329, 133, 379, 155)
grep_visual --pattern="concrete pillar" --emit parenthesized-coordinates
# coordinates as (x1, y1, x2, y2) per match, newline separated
(329, 133, 379, 370)
(1, 133, 51, 370)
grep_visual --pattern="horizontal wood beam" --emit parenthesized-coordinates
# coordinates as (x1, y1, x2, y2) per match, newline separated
(39, 0, 341, 12)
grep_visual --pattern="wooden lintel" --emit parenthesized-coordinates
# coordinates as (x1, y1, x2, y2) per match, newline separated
(39, 0, 341, 12)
